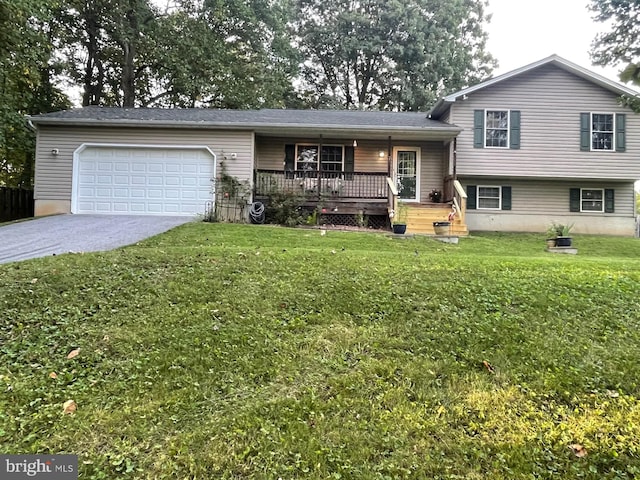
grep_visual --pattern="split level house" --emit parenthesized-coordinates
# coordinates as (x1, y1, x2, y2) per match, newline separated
(29, 55, 640, 236)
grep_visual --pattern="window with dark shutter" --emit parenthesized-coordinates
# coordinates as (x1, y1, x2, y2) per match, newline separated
(467, 185, 477, 209)
(501, 186, 512, 210)
(509, 112, 520, 149)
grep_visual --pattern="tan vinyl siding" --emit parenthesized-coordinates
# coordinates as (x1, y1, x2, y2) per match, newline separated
(35, 126, 254, 200)
(461, 177, 635, 216)
(416, 142, 445, 202)
(255, 137, 389, 172)
(452, 64, 640, 180)
(461, 177, 636, 235)
(256, 137, 445, 191)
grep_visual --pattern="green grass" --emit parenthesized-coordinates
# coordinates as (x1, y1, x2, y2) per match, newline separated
(2, 224, 640, 479)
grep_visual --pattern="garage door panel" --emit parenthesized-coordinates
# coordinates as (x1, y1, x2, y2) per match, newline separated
(75, 147, 215, 215)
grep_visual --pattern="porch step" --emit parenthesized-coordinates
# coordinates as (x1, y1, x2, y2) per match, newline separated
(404, 205, 469, 236)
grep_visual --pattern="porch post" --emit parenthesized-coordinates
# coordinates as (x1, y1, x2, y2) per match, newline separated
(387, 136, 392, 176)
(318, 134, 323, 202)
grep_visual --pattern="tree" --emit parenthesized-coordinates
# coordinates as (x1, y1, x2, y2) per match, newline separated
(0, 0, 70, 187)
(293, 0, 495, 111)
(57, 0, 158, 107)
(145, 0, 300, 108)
(590, 0, 640, 109)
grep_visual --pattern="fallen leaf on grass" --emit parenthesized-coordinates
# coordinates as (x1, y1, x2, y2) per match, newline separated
(49, 372, 58, 379)
(569, 444, 587, 458)
(63, 400, 77, 414)
(66, 348, 80, 359)
(482, 360, 495, 374)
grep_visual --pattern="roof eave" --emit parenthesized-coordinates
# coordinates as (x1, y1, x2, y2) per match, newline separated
(29, 117, 461, 139)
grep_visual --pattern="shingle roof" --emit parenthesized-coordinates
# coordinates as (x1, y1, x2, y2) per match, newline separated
(31, 106, 454, 131)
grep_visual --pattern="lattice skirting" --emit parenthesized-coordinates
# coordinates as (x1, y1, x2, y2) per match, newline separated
(317, 213, 390, 230)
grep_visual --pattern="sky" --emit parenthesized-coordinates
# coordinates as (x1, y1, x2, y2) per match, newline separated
(484, 0, 624, 84)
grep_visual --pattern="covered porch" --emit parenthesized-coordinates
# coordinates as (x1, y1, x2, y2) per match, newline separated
(250, 118, 468, 234)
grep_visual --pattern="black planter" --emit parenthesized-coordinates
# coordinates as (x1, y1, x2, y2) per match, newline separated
(392, 223, 407, 234)
(556, 236, 573, 247)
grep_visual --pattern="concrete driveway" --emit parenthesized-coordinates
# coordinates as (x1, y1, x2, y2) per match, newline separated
(0, 214, 196, 264)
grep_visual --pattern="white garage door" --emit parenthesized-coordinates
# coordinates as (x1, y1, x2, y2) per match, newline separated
(73, 146, 215, 215)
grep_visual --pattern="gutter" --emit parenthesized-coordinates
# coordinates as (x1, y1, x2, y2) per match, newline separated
(28, 118, 462, 136)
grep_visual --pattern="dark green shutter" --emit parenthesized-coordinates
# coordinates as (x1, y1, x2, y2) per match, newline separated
(569, 188, 580, 212)
(467, 185, 477, 209)
(473, 110, 484, 148)
(580, 113, 590, 151)
(605, 188, 615, 213)
(509, 111, 520, 149)
(616, 114, 626, 152)
(344, 145, 354, 180)
(501, 186, 512, 210)
(284, 144, 295, 179)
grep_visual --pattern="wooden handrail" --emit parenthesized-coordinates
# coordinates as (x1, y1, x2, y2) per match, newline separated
(453, 180, 467, 224)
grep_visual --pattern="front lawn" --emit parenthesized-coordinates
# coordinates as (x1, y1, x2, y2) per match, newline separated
(2, 224, 640, 479)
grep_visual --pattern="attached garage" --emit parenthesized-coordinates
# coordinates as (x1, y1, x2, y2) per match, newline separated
(72, 145, 216, 215)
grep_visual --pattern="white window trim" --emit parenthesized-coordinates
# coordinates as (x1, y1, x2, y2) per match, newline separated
(392, 146, 421, 203)
(580, 188, 605, 213)
(484, 109, 510, 149)
(477, 185, 502, 210)
(294, 143, 345, 171)
(590, 112, 615, 152)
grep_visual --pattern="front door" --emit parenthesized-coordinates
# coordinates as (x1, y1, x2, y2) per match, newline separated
(393, 147, 420, 202)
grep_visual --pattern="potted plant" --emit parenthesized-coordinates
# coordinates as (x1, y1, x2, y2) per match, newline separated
(545, 225, 557, 248)
(428, 188, 443, 203)
(391, 202, 408, 234)
(548, 222, 574, 247)
(433, 221, 451, 235)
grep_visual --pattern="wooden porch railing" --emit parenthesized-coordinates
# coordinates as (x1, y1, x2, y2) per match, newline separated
(254, 170, 388, 199)
(453, 179, 467, 224)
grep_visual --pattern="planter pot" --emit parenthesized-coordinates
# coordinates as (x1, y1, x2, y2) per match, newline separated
(433, 221, 451, 235)
(392, 223, 407, 234)
(546, 238, 557, 248)
(556, 236, 573, 247)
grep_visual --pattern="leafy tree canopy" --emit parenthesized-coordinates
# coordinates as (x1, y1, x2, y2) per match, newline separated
(590, 0, 640, 110)
(293, 0, 496, 110)
(0, 0, 70, 187)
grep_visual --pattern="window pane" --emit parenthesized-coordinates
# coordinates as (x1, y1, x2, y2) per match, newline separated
(485, 111, 508, 148)
(479, 187, 499, 198)
(581, 189, 604, 212)
(591, 114, 614, 150)
(592, 132, 613, 150)
(479, 198, 500, 209)
(478, 186, 500, 209)
(486, 111, 508, 128)
(321, 146, 343, 172)
(297, 146, 318, 173)
(582, 189, 603, 200)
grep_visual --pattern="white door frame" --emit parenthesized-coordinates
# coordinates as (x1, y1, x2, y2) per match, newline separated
(392, 146, 421, 202)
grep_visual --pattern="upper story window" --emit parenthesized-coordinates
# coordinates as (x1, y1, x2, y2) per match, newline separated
(580, 113, 626, 152)
(485, 111, 509, 148)
(591, 114, 614, 151)
(474, 109, 520, 149)
(295, 144, 344, 172)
